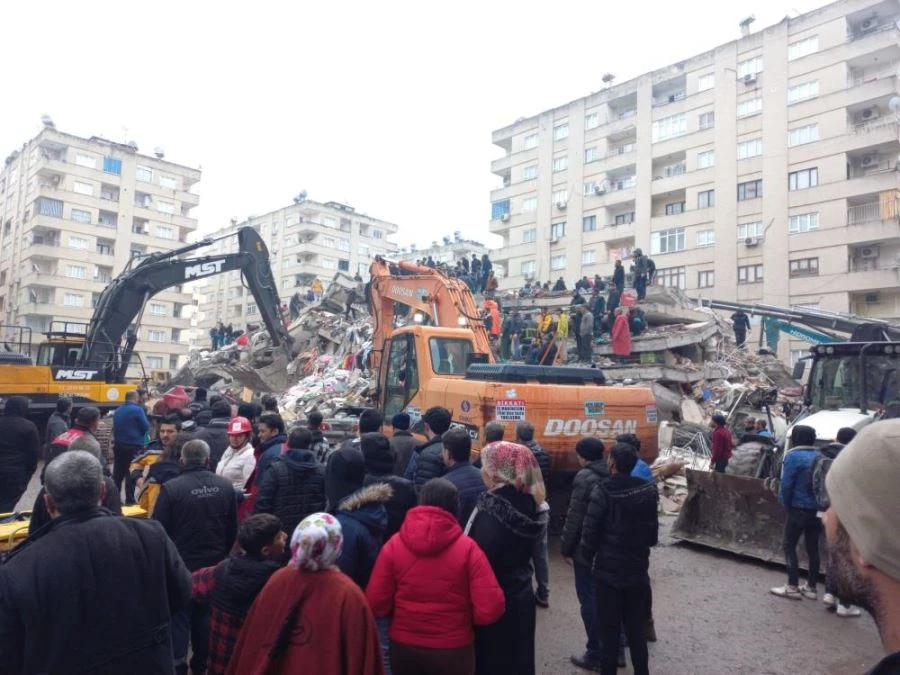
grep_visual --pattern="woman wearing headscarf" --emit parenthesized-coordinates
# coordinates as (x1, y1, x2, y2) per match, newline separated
(226, 513, 384, 675)
(466, 442, 544, 675)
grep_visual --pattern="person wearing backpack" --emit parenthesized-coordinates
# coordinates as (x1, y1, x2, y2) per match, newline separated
(812, 426, 862, 617)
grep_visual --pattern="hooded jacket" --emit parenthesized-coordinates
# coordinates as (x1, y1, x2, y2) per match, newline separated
(443, 461, 486, 527)
(0, 508, 191, 675)
(779, 445, 819, 510)
(366, 506, 505, 649)
(560, 459, 610, 564)
(580, 473, 659, 587)
(254, 448, 326, 538)
(0, 397, 40, 479)
(310, 428, 331, 464)
(521, 439, 551, 490)
(253, 433, 289, 488)
(362, 442, 416, 540)
(611, 313, 632, 357)
(335, 483, 391, 589)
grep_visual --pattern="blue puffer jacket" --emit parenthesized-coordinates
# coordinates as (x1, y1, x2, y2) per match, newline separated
(335, 482, 391, 589)
(112, 402, 150, 446)
(253, 434, 288, 487)
(779, 447, 819, 510)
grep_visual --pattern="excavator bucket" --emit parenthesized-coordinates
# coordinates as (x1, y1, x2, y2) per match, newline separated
(671, 469, 810, 567)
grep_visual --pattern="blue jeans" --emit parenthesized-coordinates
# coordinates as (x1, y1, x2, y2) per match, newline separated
(532, 510, 550, 600)
(574, 561, 600, 659)
(377, 616, 393, 675)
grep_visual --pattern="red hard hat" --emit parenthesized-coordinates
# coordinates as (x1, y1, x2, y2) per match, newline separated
(226, 416, 253, 435)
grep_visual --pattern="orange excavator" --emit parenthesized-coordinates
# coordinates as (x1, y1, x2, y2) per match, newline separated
(366, 257, 658, 478)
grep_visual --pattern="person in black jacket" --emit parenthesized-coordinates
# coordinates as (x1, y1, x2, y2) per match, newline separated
(440, 427, 485, 527)
(514, 420, 552, 608)
(467, 441, 544, 675)
(0, 396, 40, 512)
(153, 439, 238, 675)
(405, 406, 452, 492)
(580, 443, 658, 675)
(193, 399, 233, 471)
(253, 412, 288, 488)
(29, 434, 122, 534)
(389, 412, 417, 477)
(361, 431, 416, 540)
(254, 427, 326, 553)
(44, 397, 71, 455)
(560, 437, 609, 671)
(612, 260, 625, 294)
(0, 450, 191, 674)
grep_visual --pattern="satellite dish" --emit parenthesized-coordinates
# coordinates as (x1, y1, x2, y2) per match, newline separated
(602, 73, 616, 84)
(40, 115, 55, 128)
(127, 140, 139, 151)
(153, 147, 165, 159)
(888, 96, 900, 113)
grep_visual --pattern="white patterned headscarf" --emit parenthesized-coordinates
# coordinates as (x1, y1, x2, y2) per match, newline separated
(289, 512, 343, 572)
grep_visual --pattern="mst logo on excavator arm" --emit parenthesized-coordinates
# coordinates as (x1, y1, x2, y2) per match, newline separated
(185, 260, 227, 280)
(53, 369, 101, 381)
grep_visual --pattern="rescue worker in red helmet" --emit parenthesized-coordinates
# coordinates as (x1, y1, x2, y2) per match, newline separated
(216, 417, 256, 492)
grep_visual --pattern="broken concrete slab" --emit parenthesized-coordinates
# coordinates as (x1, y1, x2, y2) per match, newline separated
(600, 362, 733, 384)
(592, 321, 720, 356)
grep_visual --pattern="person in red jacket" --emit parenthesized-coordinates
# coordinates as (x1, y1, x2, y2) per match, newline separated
(366, 478, 505, 675)
(710, 413, 733, 473)
(611, 307, 632, 359)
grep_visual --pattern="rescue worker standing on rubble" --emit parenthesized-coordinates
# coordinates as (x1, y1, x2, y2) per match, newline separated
(612, 260, 625, 294)
(709, 413, 733, 473)
(731, 310, 752, 348)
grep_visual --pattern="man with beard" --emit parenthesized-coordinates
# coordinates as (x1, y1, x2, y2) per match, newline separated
(825, 420, 900, 673)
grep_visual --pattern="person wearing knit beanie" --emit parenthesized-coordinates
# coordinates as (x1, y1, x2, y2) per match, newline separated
(825, 420, 900, 673)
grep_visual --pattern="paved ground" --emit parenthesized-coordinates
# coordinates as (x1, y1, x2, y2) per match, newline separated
(16, 478, 883, 674)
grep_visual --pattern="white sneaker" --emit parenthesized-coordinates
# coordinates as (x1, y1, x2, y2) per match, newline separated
(798, 583, 818, 600)
(771, 585, 803, 600)
(822, 593, 836, 607)
(836, 604, 862, 618)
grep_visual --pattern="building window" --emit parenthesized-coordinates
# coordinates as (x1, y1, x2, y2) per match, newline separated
(103, 157, 122, 175)
(338, 259, 350, 272)
(160, 175, 178, 190)
(698, 73, 715, 92)
(372, 229, 383, 240)
(75, 154, 96, 169)
(522, 197, 537, 212)
(788, 80, 819, 104)
(135, 166, 153, 182)
(550, 254, 567, 270)
(585, 113, 600, 130)
(282, 278, 293, 289)
(322, 236, 336, 249)
(657, 266, 686, 289)
(582, 249, 597, 265)
(697, 190, 715, 209)
(523, 228, 537, 243)
(789, 212, 819, 233)
(68, 236, 89, 250)
(63, 293, 84, 307)
(492, 199, 511, 219)
(738, 221, 763, 239)
(584, 181, 601, 196)
(149, 302, 167, 316)
(650, 227, 686, 255)
(652, 113, 687, 142)
(65, 264, 86, 279)
(737, 138, 763, 159)
(737, 56, 763, 79)
(696, 229, 715, 247)
(583, 215, 597, 232)
(552, 156, 568, 172)
(246, 303, 259, 315)
(73, 181, 93, 196)
(522, 165, 537, 180)
(697, 150, 715, 169)
(699, 111, 715, 130)
(521, 260, 536, 276)
(737, 97, 763, 118)
(552, 189, 568, 205)
(524, 133, 538, 149)
(738, 264, 764, 284)
(338, 239, 350, 252)
(148, 330, 166, 342)
(156, 226, 174, 240)
(282, 258, 292, 269)
(157, 200, 175, 214)
(551, 222, 566, 239)
(737, 179, 763, 200)
(359, 244, 370, 257)
(554, 123, 569, 140)
(96, 243, 113, 256)
(71, 208, 92, 223)
(698, 270, 715, 288)
(584, 147, 599, 163)
(788, 124, 819, 147)
(614, 212, 635, 225)
(321, 257, 336, 270)
(665, 201, 685, 215)
(790, 257, 819, 277)
(36, 197, 64, 218)
(146, 356, 163, 370)
(789, 168, 818, 191)
(788, 36, 819, 61)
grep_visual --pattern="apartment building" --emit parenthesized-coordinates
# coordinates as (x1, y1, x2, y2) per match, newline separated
(196, 198, 398, 331)
(0, 122, 201, 374)
(490, 0, 900, 360)
(399, 232, 490, 267)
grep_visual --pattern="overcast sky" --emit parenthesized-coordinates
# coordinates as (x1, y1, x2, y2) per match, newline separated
(2, 0, 827, 249)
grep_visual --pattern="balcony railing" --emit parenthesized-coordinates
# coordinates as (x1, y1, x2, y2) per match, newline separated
(847, 61, 898, 87)
(849, 116, 899, 134)
(846, 18, 899, 42)
(848, 201, 882, 225)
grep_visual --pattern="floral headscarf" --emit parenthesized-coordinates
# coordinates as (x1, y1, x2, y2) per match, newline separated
(289, 512, 343, 572)
(480, 441, 546, 505)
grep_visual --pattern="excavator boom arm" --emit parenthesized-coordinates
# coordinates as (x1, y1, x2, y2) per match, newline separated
(82, 227, 292, 382)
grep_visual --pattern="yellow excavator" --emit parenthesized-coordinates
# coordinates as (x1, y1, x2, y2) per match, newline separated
(0, 227, 292, 427)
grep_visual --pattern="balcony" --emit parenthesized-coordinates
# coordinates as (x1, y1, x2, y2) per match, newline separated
(848, 201, 884, 225)
(847, 60, 898, 88)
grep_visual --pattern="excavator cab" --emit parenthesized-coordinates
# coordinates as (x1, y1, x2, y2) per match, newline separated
(35, 322, 90, 367)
